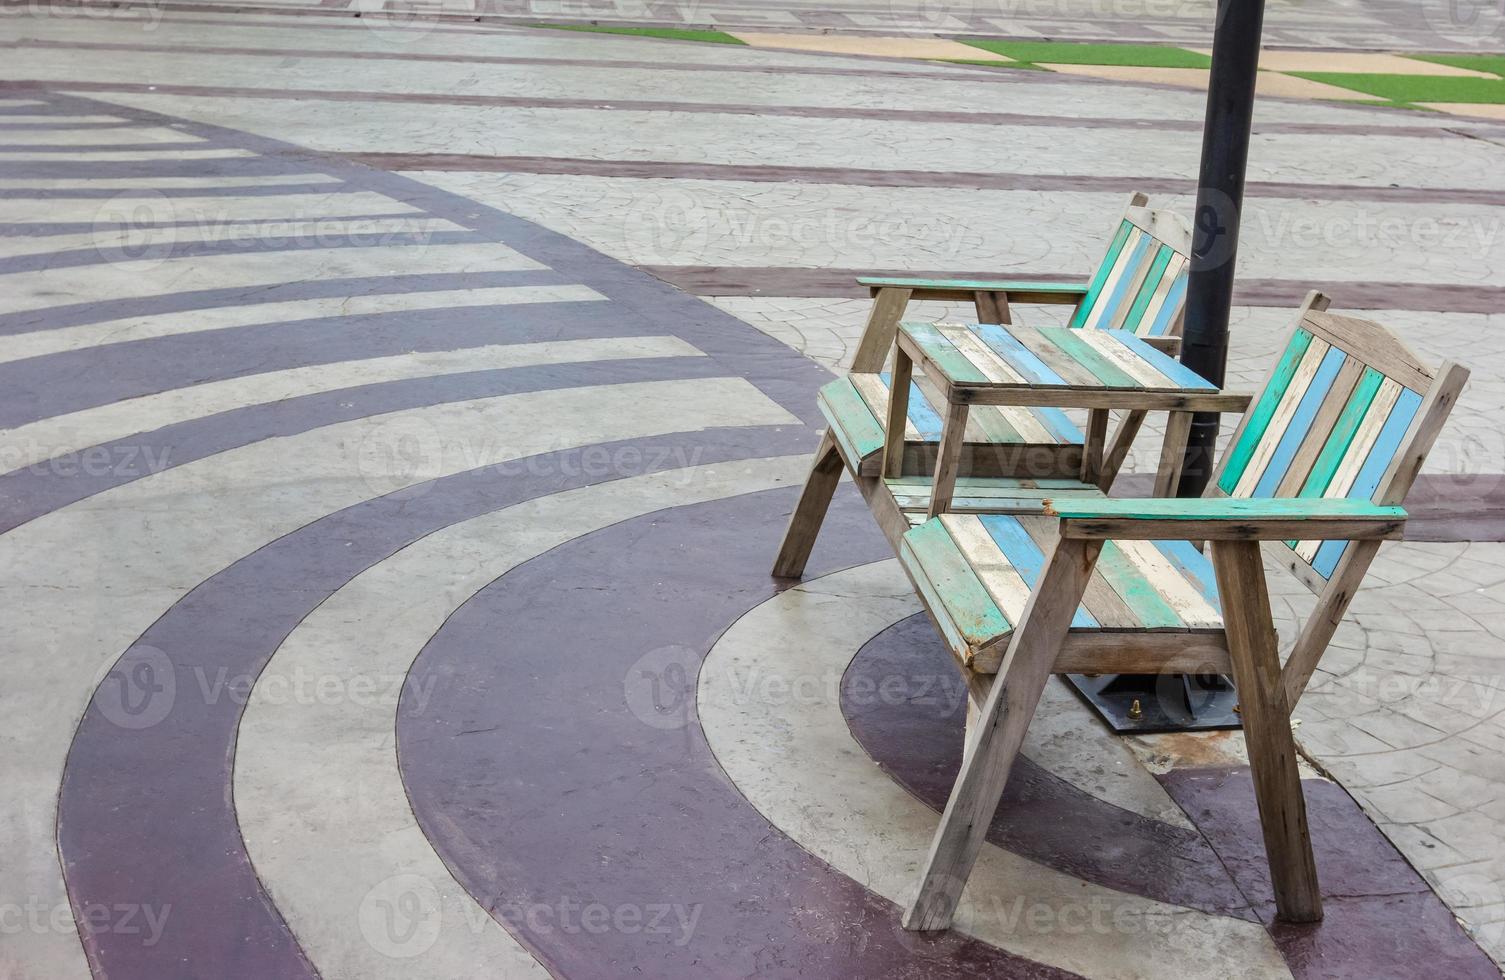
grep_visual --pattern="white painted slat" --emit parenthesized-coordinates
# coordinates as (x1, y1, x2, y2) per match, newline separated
(1136, 254, 1186, 336)
(1232, 339, 1332, 498)
(1294, 379, 1402, 561)
(1078, 330, 1177, 389)
(1115, 540, 1223, 628)
(942, 325, 1028, 384)
(940, 515, 1033, 625)
(851, 373, 920, 441)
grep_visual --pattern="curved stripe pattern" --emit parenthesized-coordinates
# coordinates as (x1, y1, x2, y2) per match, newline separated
(235, 456, 811, 980)
(698, 561, 1290, 979)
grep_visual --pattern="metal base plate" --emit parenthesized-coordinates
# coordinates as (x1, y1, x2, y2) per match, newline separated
(1065, 672, 1243, 734)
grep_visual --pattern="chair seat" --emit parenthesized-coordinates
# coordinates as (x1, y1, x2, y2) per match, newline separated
(898, 514, 1223, 673)
(818, 374, 1084, 479)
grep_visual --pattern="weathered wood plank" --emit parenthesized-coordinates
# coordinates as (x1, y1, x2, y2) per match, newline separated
(901, 519, 1011, 650)
(1069, 220, 1134, 328)
(1232, 338, 1333, 497)
(1219, 328, 1317, 493)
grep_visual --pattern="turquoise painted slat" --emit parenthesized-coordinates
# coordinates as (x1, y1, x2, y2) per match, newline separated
(1110, 330, 1218, 391)
(972, 323, 1068, 385)
(1218, 329, 1316, 493)
(1050, 497, 1406, 520)
(1095, 541, 1183, 628)
(1154, 540, 1220, 607)
(1122, 245, 1174, 332)
(1088, 233, 1154, 329)
(1069, 220, 1133, 328)
(878, 371, 945, 440)
(1145, 274, 1188, 336)
(979, 515, 1097, 627)
(1296, 367, 1385, 500)
(858, 277, 1089, 294)
(1311, 387, 1424, 577)
(903, 520, 1012, 642)
(1040, 326, 1140, 388)
(1032, 407, 1086, 445)
(901, 321, 991, 384)
(1251, 346, 1349, 498)
(818, 378, 883, 459)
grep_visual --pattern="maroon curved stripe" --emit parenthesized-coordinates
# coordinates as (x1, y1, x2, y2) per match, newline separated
(842, 614, 1253, 917)
(56, 426, 805, 979)
(397, 488, 1075, 979)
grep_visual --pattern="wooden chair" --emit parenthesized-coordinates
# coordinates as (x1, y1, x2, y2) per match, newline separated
(772, 193, 1194, 578)
(893, 297, 1469, 931)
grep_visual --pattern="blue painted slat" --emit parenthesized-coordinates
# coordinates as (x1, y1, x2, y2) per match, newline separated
(971, 323, 1067, 385)
(1251, 346, 1349, 498)
(1146, 274, 1188, 336)
(1153, 540, 1220, 607)
(1032, 407, 1085, 444)
(879, 371, 944, 440)
(1110, 329, 1218, 391)
(1311, 387, 1424, 577)
(979, 516, 1097, 627)
(1093, 235, 1154, 328)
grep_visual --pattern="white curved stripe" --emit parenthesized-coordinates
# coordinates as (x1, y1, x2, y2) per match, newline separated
(0, 375, 796, 979)
(1, 334, 701, 473)
(0, 216, 466, 260)
(236, 455, 809, 980)
(0, 174, 346, 191)
(0, 126, 207, 145)
(698, 561, 1291, 980)
(0, 148, 256, 161)
(0, 284, 607, 364)
(0, 189, 410, 224)
(1, 243, 543, 317)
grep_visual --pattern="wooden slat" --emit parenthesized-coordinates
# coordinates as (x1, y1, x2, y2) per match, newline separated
(1136, 253, 1187, 337)
(1294, 367, 1385, 501)
(971, 323, 1068, 385)
(1154, 539, 1220, 606)
(1121, 246, 1175, 333)
(901, 519, 1011, 650)
(1081, 229, 1149, 330)
(1005, 325, 1106, 388)
(1116, 539, 1223, 627)
(1017, 515, 1139, 628)
(1089, 233, 1159, 331)
(1068, 220, 1134, 328)
(1219, 329, 1317, 493)
(858, 276, 1088, 296)
(1310, 386, 1424, 576)
(942, 515, 1034, 626)
(1249, 345, 1349, 498)
(939, 324, 1028, 384)
(912, 372, 1019, 444)
(1295, 379, 1402, 561)
(851, 372, 920, 441)
(1145, 273, 1188, 337)
(849, 285, 913, 373)
(1273, 356, 1366, 497)
(1232, 338, 1333, 497)
(978, 515, 1097, 627)
(1078, 330, 1178, 389)
(900, 321, 992, 384)
(817, 378, 885, 460)
(1111, 329, 1218, 392)
(1303, 310, 1434, 393)
(1040, 326, 1141, 389)
(1094, 540, 1185, 629)
(1054, 631, 1230, 674)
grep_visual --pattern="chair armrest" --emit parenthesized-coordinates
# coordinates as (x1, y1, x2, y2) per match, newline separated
(858, 276, 1089, 305)
(1045, 497, 1407, 542)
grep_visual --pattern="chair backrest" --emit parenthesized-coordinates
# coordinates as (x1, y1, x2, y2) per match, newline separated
(1070, 195, 1193, 339)
(1211, 293, 1470, 593)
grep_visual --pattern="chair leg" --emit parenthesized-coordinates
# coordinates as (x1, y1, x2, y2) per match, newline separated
(904, 539, 1101, 931)
(849, 287, 913, 373)
(771, 431, 845, 579)
(1210, 540, 1323, 923)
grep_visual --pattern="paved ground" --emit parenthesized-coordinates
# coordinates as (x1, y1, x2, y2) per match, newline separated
(2, 4, 1504, 979)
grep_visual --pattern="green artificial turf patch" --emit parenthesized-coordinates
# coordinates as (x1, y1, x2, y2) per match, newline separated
(1408, 53, 1505, 78)
(1292, 72, 1505, 104)
(959, 39, 1211, 68)
(528, 22, 745, 44)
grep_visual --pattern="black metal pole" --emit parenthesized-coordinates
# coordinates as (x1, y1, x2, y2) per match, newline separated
(1177, 0, 1266, 497)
